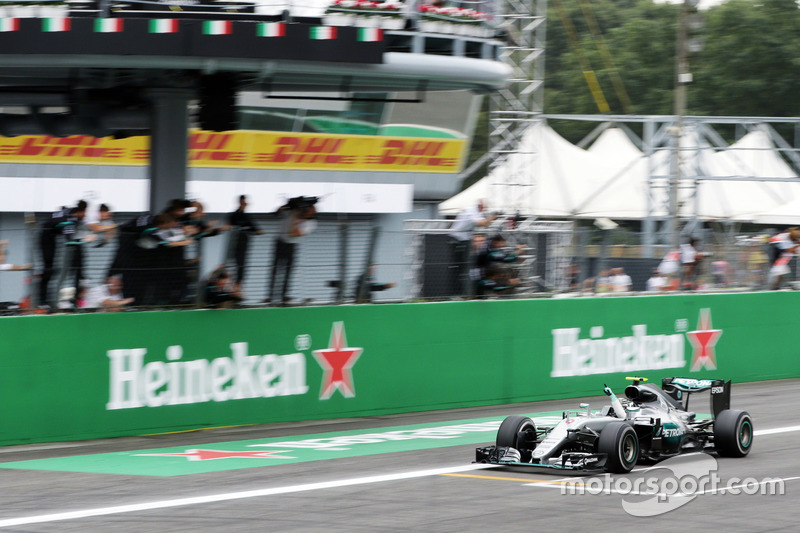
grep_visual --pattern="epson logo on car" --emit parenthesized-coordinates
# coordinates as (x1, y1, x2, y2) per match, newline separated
(673, 378, 713, 388)
(711, 386, 725, 394)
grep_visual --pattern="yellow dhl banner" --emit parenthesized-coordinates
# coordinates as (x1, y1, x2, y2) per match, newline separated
(0, 130, 467, 173)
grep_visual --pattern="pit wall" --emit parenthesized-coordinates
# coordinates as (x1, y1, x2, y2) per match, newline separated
(1, 292, 797, 446)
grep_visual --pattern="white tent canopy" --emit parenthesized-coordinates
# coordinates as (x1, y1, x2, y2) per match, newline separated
(441, 122, 800, 224)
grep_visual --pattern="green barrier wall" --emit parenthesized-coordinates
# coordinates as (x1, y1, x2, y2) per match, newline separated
(1, 292, 798, 445)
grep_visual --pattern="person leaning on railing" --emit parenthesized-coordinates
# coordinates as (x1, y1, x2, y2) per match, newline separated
(0, 240, 32, 273)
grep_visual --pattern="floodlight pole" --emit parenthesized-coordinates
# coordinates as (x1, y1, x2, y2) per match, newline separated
(669, 0, 691, 250)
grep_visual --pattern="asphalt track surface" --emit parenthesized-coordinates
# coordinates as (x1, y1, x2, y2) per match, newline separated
(0, 379, 798, 532)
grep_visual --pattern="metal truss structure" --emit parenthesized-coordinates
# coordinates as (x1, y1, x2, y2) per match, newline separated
(486, 0, 547, 216)
(544, 113, 800, 253)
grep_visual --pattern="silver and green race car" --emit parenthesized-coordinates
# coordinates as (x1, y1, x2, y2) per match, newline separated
(475, 377, 753, 473)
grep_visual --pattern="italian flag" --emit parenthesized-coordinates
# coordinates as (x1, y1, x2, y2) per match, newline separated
(42, 18, 71, 32)
(203, 20, 232, 35)
(256, 22, 285, 37)
(309, 26, 336, 40)
(0, 18, 19, 32)
(357, 27, 382, 42)
(94, 18, 124, 33)
(149, 19, 178, 34)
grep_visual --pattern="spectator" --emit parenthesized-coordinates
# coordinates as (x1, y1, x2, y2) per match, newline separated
(448, 200, 498, 297)
(711, 259, 729, 287)
(204, 265, 242, 309)
(646, 268, 667, 292)
(594, 269, 611, 293)
(227, 194, 264, 291)
(86, 203, 117, 248)
(469, 233, 487, 294)
(183, 200, 228, 295)
(565, 263, 580, 292)
(62, 200, 97, 294)
(477, 264, 518, 296)
(184, 200, 228, 239)
(609, 267, 632, 292)
(680, 237, 704, 290)
(767, 227, 800, 290)
(38, 200, 90, 308)
(0, 240, 31, 272)
(85, 275, 133, 311)
(353, 264, 396, 303)
(142, 212, 196, 305)
(108, 213, 156, 303)
(266, 196, 318, 306)
(476, 234, 523, 296)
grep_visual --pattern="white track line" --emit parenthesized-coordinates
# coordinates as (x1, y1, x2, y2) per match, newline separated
(754, 425, 800, 436)
(0, 463, 494, 528)
(1, 423, 799, 528)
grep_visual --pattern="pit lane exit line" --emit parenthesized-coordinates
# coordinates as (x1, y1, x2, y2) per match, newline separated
(0, 463, 495, 529)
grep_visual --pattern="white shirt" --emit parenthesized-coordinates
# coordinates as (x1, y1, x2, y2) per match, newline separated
(610, 274, 632, 292)
(647, 275, 667, 291)
(449, 205, 484, 241)
(680, 243, 697, 264)
(85, 284, 123, 309)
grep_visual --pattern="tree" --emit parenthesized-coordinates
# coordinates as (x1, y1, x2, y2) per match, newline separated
(467, 0, 800, 170)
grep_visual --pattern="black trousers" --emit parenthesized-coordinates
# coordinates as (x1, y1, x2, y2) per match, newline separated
(268, 238, 296, 303)
(38, 233, 56, 306)
(233, 234, 249, 284)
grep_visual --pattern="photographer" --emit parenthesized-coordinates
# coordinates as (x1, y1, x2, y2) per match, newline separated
(448, 200, 498, 297)
(266, 196, 318, 306)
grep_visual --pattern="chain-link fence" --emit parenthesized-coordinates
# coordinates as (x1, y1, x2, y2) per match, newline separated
(403, 220, 792, 298)
(0, 214, 795, 314)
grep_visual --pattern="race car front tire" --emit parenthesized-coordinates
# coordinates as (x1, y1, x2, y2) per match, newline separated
(714, 409, 753, 457)
(598, 422, 639, 473)
(496, 415, 537, 462)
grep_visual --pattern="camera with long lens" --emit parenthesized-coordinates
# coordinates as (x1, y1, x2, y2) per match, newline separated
(286, 196, 319, 210)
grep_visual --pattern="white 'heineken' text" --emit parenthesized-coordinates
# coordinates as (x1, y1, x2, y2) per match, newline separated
(551, 325, 685, 377)
(107, 343, 308, 410)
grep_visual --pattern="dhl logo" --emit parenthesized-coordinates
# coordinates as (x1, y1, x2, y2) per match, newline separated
(0, 131, 466, 173)
(189, 132, 246, 162)
(366, 140, 457, 167)
(0, 135, 141, 159)
(255, 136, 356, 165)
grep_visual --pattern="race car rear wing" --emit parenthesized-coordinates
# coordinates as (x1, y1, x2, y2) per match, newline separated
(662, 377, 731, 417)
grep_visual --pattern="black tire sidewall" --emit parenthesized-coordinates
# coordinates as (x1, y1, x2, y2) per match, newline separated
(715, 410, 753, 457)
(598, 422, 639, 473)
(496, 415, 535, 449)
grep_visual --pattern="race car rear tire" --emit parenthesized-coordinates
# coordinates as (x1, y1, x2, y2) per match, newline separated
(496, 416, 537, 461)
(597, 422, 639, 473)
(714, 409, 753, 457)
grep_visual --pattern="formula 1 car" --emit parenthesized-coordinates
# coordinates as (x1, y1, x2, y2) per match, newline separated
(475, 377, 753, 473)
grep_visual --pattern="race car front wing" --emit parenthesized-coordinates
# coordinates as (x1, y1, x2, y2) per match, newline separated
(475, 446, 608, 473)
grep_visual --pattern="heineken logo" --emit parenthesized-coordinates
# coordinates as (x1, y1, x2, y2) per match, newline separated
(106, 321, 365, 410)
(550, 308, 722, 377)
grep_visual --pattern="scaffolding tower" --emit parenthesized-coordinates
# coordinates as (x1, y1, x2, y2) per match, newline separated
(487, 0, 547, 216)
